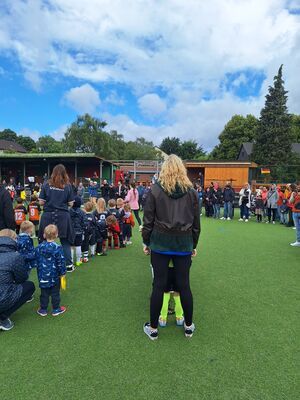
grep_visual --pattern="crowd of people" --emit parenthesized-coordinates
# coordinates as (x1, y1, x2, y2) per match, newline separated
(0, 160, 299, 337)
(194, 181, 300, 233)
(0, 164, 145, 332)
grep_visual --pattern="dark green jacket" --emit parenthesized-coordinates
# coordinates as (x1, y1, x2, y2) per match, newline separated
(142, 183, 200, 252)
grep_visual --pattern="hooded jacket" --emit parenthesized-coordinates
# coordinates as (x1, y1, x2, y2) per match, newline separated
(35, 241, 66, 288)
(142, 182, 200, 253)
(0, 237, 28, 313)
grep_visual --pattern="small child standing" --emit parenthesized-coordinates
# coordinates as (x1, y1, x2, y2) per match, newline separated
(123, 203, 135, 245)
(35, 224, 66, 317)
(116, 198, 126, 248)
(159, 262, 184, 327)
(69, 196, 87, 266)
(81, 201, 97, 262)
(255, 194, 264, 223)
(27, 195, 41, 238)
(94, 198, 110, 256)
(14, 197, 27, 234)
(16, 221, 37, 272)
(106, 215, 120, 249)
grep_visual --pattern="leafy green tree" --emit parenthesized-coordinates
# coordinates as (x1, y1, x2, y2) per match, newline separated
(252, 65, 292, 165)
(36, 135, 63, 153)
(210, 114, 258, 160)
(62, 114, 113, 158)
(0, 129, 18, 142)
(180, 140, 206, 160)
(160, 137, 181, 155)
(16, 135, 36, 152)
(291, 114, 300, 142)
(123, 137, 158, 160)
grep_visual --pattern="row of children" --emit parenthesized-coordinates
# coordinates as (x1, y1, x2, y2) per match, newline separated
(5, 196, 136, 320)
(14, 195, 136, 267)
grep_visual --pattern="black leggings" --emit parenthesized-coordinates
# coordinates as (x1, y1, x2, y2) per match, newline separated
(133, 209, 142, 226)
(268, 207, 277, 222)
(150, 252, 193, 328)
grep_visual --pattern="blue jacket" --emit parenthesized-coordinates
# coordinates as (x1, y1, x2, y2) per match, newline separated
(88, 185, 99, 198)
(70, 207, 87, 235)
(16, 233, 37, 270)
(0, 237, 28, 313)
(35, 241, 66, 288)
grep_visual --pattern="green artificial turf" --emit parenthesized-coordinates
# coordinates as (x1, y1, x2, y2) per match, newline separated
(1, 217, 299, 400)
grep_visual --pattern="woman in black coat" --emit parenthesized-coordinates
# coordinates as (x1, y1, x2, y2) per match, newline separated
(38, 164, 75, 272)
(142, 155, 200, 340)
(0, 230, 35, 331)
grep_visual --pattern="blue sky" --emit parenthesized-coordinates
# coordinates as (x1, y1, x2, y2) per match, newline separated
(0, 0, 300, 150)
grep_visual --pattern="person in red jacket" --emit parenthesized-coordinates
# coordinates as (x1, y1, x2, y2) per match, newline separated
(106, 215, 120, 249)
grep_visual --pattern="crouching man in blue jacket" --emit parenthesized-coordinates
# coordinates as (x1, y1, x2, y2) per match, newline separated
(0, 229, 35, 331)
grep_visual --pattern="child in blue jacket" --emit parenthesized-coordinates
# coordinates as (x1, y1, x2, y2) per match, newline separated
(70, 196, 87, 266)
(16, 221, 37, 272)
(36, 224, 66, 317)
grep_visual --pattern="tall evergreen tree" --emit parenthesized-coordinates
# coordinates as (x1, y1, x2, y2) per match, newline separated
(252, 65, 292, 165)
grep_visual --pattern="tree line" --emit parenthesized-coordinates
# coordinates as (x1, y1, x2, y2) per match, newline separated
(1, 65, 299, 164)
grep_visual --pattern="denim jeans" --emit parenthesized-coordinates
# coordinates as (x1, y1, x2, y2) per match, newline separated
(224, 202, 233, 219)
(293, 212, 300, 242)
(240, 204, 249, 219)
(213, 204, 220, 218)
(60, 238, 72, 267)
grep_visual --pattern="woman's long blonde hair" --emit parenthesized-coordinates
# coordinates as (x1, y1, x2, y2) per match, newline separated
(159, 154, 192, 195)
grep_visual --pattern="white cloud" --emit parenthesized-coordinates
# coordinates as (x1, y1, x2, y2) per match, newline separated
(138, 93, 167, 117)
(0, 0, 300, 148)
(19, 128, 42, 142)
(62, 84, 100, 114)
(48, 124, 69, 141)
(105, 90, 125, 106)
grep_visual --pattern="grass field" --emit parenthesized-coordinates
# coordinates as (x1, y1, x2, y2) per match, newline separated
(1, 216, 299, 400)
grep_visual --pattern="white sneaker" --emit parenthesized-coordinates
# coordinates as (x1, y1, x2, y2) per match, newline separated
(245, 219, 249, 222)
(184, 322, 195, 338)
(238, 218, 243, 222)
(290, 241, 300, 247)
(139, 225, 143, 232)
(220, 217, 225, 220)
(227, 217, 231, 221)
(292, 227, 296, 230)
(272, 221, 275, 224)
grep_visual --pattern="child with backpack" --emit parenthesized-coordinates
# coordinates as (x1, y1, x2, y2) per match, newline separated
(94, 198, 110, 256)
(81, 201, 97, 262)
(69, 196, 87, 266)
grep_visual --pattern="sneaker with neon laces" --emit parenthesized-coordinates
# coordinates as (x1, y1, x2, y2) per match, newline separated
(52, 306, 67, 316)
(158, 317, 167, 327)
(184, 322, 195, 338)
(143, 322, 158, 340)
(176, 317, 184, 326)
(37, 308, 48, 317)
(75, 261, 82, 267)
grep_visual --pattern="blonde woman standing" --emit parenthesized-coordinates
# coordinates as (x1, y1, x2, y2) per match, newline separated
(142, 155, 200, 340)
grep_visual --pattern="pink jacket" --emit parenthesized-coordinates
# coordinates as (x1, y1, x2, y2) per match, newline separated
(125, 189, 139, 210)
